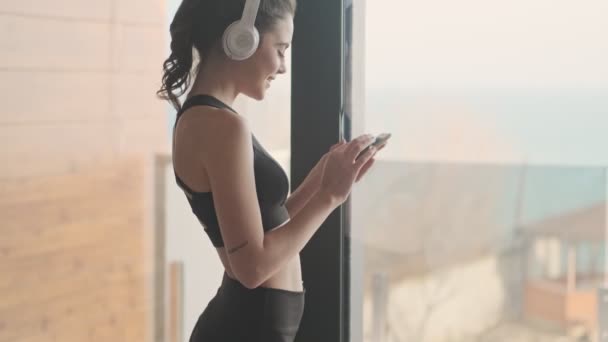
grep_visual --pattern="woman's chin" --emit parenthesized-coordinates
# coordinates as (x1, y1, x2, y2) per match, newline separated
(254, 91, 265, 101)
(256, 86, 269, 100)
(243, 88, 265, 101)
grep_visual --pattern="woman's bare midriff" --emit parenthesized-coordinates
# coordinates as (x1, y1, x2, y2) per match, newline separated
(217, 247, 304, 292)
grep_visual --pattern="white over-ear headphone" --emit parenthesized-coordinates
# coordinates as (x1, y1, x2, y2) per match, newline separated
(222, 0, 261, 61)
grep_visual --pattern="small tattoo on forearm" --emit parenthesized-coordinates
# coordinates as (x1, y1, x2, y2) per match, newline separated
(228, 241, 249, 254)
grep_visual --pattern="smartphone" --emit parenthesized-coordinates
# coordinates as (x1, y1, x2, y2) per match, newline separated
(356, 133, 391, 160)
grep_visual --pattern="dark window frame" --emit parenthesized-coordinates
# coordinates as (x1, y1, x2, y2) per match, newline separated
(291, 0, 352, 341)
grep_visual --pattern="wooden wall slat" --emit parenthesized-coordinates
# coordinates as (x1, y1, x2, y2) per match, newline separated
(0, 0, 112, 21)
(0, 158, 151, 342)
(1, 197, 140, 234)
(113, 73, 165, 120)
(116, 0, 164, 24)
(114, 25, 165, 72)
(1, 278, 146, 341)
(0, 16, 110, 70)
(0, 71, 111, 124)
(1, 268, 146, 320)
(1, 238, 141, 295)
(1, 215, 142, 261)
(0, 124, 117, 179)
(168, 261, 184, 342)
(119, 117, 169, 155)
(0, 158, 142, 203)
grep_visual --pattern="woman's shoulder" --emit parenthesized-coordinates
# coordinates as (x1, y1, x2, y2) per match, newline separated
(173, 105, 253, 188)
(178, 105, 249, 141)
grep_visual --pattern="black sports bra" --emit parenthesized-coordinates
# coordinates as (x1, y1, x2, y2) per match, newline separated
(172, 95, 291, 247)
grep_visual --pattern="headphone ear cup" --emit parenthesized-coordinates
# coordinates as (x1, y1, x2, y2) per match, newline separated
(222, 21, 260, 61)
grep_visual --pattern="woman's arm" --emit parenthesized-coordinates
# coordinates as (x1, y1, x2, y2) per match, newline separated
(284, 137, 385, 222)
(204, 114, 340, 288)
(284, 145, 338, 217)
(284, 168, 321, 218)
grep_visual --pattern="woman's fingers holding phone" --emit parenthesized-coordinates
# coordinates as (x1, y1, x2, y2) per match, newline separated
(375, 141, 388, 152)
(346, 135, 375, 162)
(354, 143, 376, 168)
(318, 134, 375, 205)
(355, 156, 375, 183)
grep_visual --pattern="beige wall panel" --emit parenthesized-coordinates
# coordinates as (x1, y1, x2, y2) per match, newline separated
(0, 0, 112, 20)
(0, 16, 110, 70)
(1, 211, 142, 259)
(114, 24, 165, 72)
(116, 0, 164, 24)
(113, 72, 165, 119)
(0, 123, 117, 179)
(118, 117, 168, 155)
(0, 71, 111, 124)
(0, 158, 142, 205)
(0, 188, 141, 227)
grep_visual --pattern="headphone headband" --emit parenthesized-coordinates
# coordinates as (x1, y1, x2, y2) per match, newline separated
(241, 0, 260, 27)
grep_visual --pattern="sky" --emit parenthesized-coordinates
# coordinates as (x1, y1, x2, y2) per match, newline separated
(362, 0, 608, 166)
(364, 0, 608, 90)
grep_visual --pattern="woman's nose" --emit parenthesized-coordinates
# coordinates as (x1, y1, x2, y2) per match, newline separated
(278, 62, 287, 74)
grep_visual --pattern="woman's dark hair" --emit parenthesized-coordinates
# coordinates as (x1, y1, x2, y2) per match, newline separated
(157, 0, 297, 110)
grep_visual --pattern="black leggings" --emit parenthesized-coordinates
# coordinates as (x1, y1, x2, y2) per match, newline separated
(189, 272, 305, 342)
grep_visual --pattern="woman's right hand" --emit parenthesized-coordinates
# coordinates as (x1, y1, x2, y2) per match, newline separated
(318, 134, 378, 206)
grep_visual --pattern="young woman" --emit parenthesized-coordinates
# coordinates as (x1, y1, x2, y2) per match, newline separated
(158, 0, 386, 340)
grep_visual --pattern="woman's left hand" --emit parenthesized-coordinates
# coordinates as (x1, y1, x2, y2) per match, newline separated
(304, 139, 346, 190)
(303, 138, 387, 189)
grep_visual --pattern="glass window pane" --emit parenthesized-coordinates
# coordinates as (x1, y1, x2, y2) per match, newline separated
(347, 1, 608, 341)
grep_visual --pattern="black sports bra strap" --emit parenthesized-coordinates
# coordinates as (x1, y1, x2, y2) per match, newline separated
(179, 94, 238, 117)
